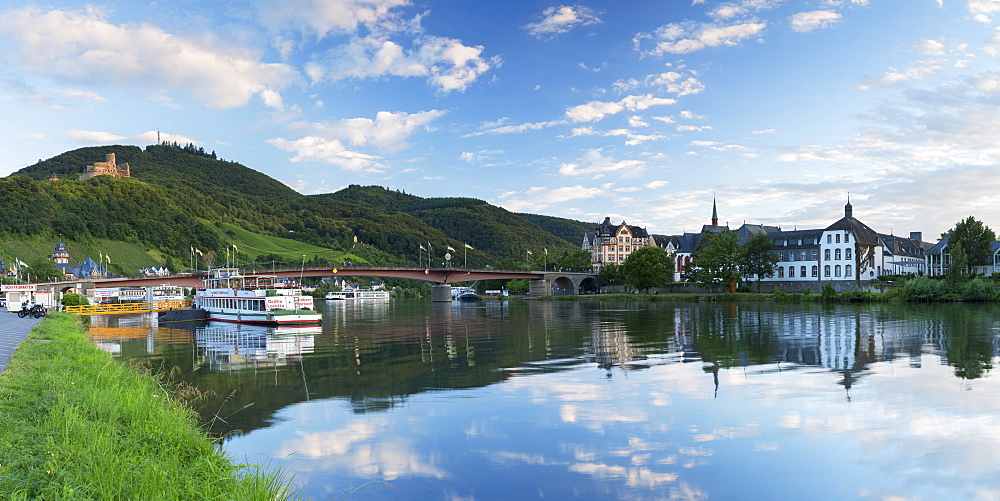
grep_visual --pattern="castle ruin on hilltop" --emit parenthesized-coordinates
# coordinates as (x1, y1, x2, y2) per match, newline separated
(80, 153, 130, 180)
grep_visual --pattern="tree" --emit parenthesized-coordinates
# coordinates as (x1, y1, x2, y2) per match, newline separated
(556, 250, 593, 272)
(506, 279, 529, 294)
(682, 229, 744, 292)
(25, 256, 64, 282)
(61, 293, 89, 306)
(597, 263, 623, 287)
(621, 246, 674, 292)
(742, 232, 778, 291)
(948, 216, 996, 277)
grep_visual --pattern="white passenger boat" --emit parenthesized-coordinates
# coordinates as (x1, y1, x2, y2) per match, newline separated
(194, 268, 321, 325)
(325, 289, 391, 300)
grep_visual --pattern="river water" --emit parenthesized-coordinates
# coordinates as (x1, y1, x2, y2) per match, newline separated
(92, 299, 1000, 500)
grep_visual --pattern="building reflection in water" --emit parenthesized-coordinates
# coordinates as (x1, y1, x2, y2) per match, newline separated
(194, 322, 318, 372)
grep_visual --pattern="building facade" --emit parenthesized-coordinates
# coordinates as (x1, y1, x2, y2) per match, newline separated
(583, 217, 652, 269)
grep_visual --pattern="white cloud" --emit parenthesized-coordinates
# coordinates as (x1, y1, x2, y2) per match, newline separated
(495, 185, 605, 212)
(268, 136, 386, 172)
(629, 116, 650, 127)
(471, 119, 566, 136)
(676, 125, 712, 132)
(0, 7, 300, 109)
(269, 109, 441, 171)
(646, 180, 669, 189)
(306, 35, 498, 93)
(253, 0, 411, 38)
(525, 5, 602, 39)
(69, 130, 126, 143)
(612, 69, 705, 96)
(60, 88, 107, 103)
(293, 109, 445, 149)
(635, 20, 767, 56)
(566, 94, 676, 122)
(790, 10, 842, 32)
(558, 148, 646, 177)
(752, 128, 777, 134)
(968, 0, 1000, 24)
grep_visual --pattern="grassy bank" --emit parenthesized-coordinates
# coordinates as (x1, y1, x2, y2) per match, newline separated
(0, 313, 294, 500)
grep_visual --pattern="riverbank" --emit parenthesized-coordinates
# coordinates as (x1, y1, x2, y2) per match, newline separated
(0, 313, 295, 500)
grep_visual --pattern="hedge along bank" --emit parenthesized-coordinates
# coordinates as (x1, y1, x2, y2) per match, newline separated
(0, 312, 295, 500)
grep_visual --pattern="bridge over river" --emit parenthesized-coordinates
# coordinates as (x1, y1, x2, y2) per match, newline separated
(35, 266, 600, 299)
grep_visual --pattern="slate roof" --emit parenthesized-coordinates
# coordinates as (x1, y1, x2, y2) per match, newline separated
(594, 216, 650, 239)
(880, 234, 926, 258)
(824, 203, 881, 245)
(926, 234, 949, 255)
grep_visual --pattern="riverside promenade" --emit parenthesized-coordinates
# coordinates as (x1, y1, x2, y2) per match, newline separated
(0, 310, 44, 374)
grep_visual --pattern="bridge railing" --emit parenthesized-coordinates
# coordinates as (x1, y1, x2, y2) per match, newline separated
(65, 300, 191, 316)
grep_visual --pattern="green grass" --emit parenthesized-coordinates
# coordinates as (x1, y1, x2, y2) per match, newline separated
(0, 313, 296, 500)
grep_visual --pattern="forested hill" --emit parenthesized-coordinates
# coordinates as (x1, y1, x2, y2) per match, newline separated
(8, 144, 593, 270)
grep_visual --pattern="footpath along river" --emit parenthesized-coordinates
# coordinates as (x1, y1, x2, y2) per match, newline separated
(93, 299, 1000, 500)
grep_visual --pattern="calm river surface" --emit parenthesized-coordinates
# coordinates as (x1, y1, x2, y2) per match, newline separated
(92, 299, 1000, 500)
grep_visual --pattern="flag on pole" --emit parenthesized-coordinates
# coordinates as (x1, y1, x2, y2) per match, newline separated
(420, 244, 426, 251)
(464, 243, 473, 249)
(447, 245, 455, 251)
(544, 248, 548, 254)
(195, 248, 203, 255)
(527, 250, 533, 255)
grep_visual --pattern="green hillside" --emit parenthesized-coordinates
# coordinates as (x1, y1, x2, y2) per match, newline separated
(7, 144, 591, 275)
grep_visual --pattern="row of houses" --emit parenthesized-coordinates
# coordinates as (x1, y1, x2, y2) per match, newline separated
(583, 200, 996, 291)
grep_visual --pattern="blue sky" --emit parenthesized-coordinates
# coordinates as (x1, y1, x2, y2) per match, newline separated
(2, 0, 998, 240)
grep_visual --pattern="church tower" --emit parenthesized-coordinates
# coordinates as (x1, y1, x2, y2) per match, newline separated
(51, 241, 69, 266)
(711, 197, 719, 226)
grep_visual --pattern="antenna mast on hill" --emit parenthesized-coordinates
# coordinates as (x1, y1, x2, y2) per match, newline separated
(157, 130, 161, 144)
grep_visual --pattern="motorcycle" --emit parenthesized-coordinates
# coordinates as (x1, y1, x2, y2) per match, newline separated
(18, 304, 46, 318)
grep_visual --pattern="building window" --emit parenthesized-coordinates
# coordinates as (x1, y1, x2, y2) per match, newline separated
(835, 265, 842, 277)
(825, 249, 831, 261)
(812, 265, 818, 277)
(825, 265, 831, 277)
(835, 249, 842, 260)
(845, 248, 852, 260)
(836, 234, 841, 243)
(812, 249, 819, 260)
(827, 235, 832, 244)
(789, 251, 795, 261)
(800, 266, 807, 277)
(801, 251, 807, 260)
(778, 267, 784, 278)
(778, 251, 784, 261)
(789, 266, 795, 278)
(845, 265, 852, 278)
(844, 233, 850, 243)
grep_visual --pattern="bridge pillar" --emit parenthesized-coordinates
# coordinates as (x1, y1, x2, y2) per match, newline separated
(528, 279, 550, 297)
(431, 284, 452, 302)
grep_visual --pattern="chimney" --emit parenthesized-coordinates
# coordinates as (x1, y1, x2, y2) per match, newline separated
(909, 232, 922, 242)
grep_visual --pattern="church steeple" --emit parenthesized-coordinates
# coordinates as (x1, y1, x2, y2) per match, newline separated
(845, 194, 853, 218)
(711, 196, 719, 226)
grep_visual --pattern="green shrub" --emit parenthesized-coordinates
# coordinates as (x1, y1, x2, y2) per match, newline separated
(960, 278, 994, 302)
(60, 293, 89, 306)
(899, 276, 948, 302)
(821, 282, 838, 300)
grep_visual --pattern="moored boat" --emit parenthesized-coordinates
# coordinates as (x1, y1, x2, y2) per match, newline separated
(194, 268, 321, 325)
(325, 289, 391, 300)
